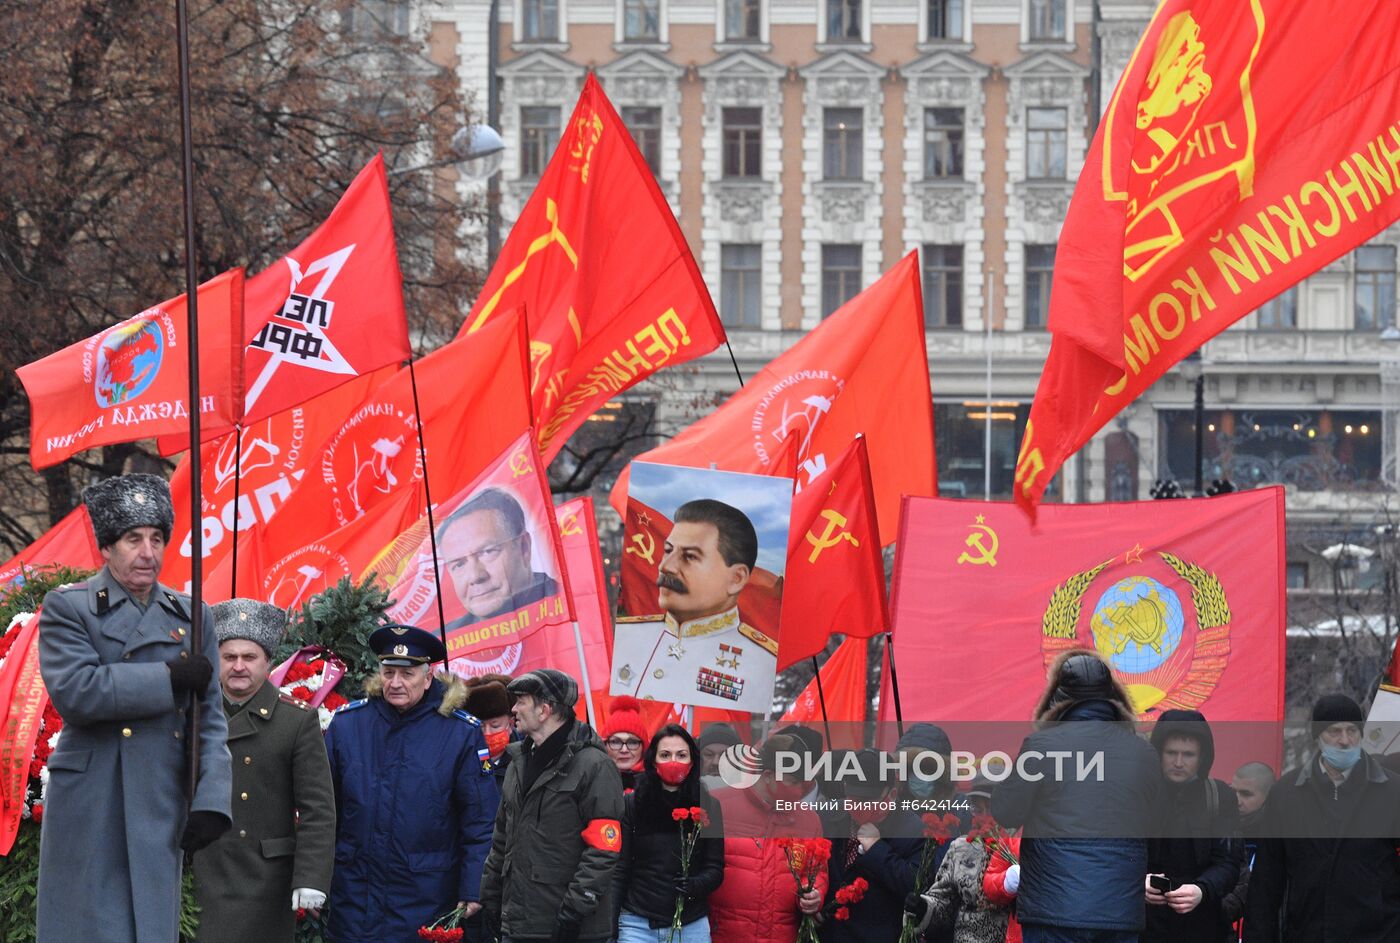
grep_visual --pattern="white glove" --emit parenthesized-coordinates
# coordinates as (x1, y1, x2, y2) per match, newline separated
(292, 888, 327, 911)
(1004, 864, 1021, 895)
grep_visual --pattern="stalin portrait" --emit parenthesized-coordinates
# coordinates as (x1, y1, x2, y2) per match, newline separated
(611, 498, 777, 713)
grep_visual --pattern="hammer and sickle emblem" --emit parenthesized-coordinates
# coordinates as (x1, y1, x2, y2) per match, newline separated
(625, 530, 657, 565)
(804, 509, 859, 564)
(509, 451, 532, 478)
(560, 513, 583, 537)
(957, 515, 1000, 567)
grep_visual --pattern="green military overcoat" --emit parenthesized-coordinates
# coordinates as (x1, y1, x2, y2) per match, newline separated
(192, 679, 336, 942)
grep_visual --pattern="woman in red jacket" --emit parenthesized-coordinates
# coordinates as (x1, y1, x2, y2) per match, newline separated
(982, 834, 1023, 943)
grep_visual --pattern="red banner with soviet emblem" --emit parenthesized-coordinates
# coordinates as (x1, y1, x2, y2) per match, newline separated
(372, 430, 573, 660)
(18, 269, 244, 469)
(0, 508, 102, 593)
(610, 251, 933, 545)
(1016, 0, 1400, 517)
(879, 487, 1285, 727)
(457, 74, 725, 459)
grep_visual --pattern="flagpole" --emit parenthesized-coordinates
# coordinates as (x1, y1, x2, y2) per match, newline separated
(809, 654, 833, 747)
(406, 360, 452, 668)
(571, 621, 598, 725)
(883, 632, 904, 737)
(229, 424, 242, 599)
(723, 338, 746, 387)
(174, 0, 204, 804)
(984, 268, 994, 501)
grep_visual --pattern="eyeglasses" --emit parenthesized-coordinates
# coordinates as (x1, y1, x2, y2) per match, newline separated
(606, 737, 644, 751)
(445, 534, 523, 571)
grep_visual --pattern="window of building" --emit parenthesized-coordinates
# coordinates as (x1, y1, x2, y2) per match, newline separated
(519, 106, 561, 178)
(927, 0, 963, 40)
(620, 106, 662, 175)
(1157, 409, 1385, 492)
(1026, 107, 1067, 179)
(1286, 561, 1309, 589)
(922, 245, 963, 328)
(721, 244, 763, 328)
(521, 0, 559, 41)
(343, 0, 411, 38)
(826, 0, 862, 41)
(935, 402, 1061, 500)
(722, 107, 762, 178)
(1027, 0, 1066, 41)
(1255, 286, 1298, 329)
(1024, 244, 1056, 329)
(822, 244, 862, 317)
(923, 107, 964, 179)
(1355, 245, 1396, 330)
(823, 108, 863, 180)
(724, 0, 761, 40)
(623, 0, 660, 41)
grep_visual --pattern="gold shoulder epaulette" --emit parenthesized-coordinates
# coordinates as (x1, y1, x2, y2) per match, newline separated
(617, 614, 665, 624)
(738, 623, 779, 655)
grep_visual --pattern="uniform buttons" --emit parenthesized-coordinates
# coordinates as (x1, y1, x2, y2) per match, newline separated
(244, 756, 252, 766)
(178, 627, 187, 636)
(240, 792, 249, 801)
(239, 830, 247, 838)
(173, 730, 181, 740)
(179, 651, 189, 660)
(121, 727, 132, 737)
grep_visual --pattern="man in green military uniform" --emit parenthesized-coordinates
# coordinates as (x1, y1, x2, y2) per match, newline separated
(192, 599, 335, 942)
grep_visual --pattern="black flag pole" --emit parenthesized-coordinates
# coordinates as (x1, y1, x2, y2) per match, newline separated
(407, 360, 451, 667)
(229, 425, 242, 599)
(883, 632, 904, 737)
(809, 654, 833, 746)
(174, 0, 204, 801)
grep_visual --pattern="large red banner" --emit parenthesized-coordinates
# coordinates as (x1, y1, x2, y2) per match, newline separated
(459, 74, 725, 459)
(1016, 0, 1400, 517)
(18, 269, 244, 469)
(879, 488, 1286, 728)
(0, 614, 47, 855)
(0, 508, 101, 592)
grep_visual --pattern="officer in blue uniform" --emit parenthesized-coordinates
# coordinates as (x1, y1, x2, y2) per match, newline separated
(324, 625, 500, 942)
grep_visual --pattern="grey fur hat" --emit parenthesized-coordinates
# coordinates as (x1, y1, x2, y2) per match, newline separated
(83, 473, 174, 547)
(212, 599, 286, 657)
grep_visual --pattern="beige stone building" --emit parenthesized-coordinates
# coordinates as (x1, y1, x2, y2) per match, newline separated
(408, 0, 1400, 598)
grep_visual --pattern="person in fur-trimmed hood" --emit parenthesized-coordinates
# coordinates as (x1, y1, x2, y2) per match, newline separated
(991, 649, 1163, 943)
(323, 625, 500, 943)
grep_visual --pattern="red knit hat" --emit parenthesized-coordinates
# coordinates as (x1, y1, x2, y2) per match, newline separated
(602, 695, 649, 743)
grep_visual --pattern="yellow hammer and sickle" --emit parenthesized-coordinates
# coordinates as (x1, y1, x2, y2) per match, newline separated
(804, 509, 860, 564)
(560, 514, 583, 537)
(509, 451, 532, 478)
(625, 530, 656, 565)
(957, 525, 1000, 567)
(468, 198, 580, 333)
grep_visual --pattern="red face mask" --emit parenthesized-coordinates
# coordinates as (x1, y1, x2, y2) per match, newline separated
(484, 729, 511, 758)
(656, 761, 691, 786)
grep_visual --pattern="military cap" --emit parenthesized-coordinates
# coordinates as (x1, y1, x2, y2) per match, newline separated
(211, 598, 286, 657)
(369, 624, 447, 666)
(83, 473, 174, 547)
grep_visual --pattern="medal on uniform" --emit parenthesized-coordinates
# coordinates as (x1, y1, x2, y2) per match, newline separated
(667, 641, 686, 660)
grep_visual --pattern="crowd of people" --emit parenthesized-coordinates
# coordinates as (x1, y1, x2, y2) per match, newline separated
(27, 473, 1400, 943)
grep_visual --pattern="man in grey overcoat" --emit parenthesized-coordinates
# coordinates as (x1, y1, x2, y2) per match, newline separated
(192, 599, 335, 943)
(36, 473, 233, 943)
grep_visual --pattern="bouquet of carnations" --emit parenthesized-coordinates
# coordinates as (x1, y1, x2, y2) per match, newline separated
(668, 805, 711, 942)
(827, 876, 869, 923)
(776, 837, 832, 943)
(898, 813, 960, 943)
(271, 645, 348, 730)
(416, 903, 467, 942)
(967, 812, 1019, 865)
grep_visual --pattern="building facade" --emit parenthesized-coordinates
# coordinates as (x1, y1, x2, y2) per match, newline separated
(415, 0, 1400, 597)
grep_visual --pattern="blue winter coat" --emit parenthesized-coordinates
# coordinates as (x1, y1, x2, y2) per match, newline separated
(324, 678, 500, 943)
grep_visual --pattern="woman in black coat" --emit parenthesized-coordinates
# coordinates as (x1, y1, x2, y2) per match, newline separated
(613, 724, 725, 942)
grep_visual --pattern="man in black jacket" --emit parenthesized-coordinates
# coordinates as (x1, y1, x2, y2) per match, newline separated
(1143, 710, 1241, 943)
(1244, 693, 1400, 943)
(992, 649, 1162, 943)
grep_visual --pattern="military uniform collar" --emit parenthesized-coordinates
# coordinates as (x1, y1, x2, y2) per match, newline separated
(87, 566, 187, 618)
(664, 606, 740, 640)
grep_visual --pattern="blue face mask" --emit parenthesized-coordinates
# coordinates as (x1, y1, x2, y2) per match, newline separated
(1321, 744, 1362, 771)
(907, 777, 938, 799)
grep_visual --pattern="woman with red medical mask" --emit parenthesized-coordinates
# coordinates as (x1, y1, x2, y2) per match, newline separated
(612, 724, 725, 943)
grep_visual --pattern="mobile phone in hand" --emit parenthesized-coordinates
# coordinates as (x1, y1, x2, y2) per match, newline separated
(1148, 874, 1173, 893)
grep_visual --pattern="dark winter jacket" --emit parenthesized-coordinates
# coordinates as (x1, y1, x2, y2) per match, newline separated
(480, 718, 625, 941)
(819, 809, 924, 943)
(323, 677, 500, 943)
(1243, 751, 1400, 943)
(1144, 710, 1242, 943)
(613, 779, 725, 928)
(992, 698, 1163, 933)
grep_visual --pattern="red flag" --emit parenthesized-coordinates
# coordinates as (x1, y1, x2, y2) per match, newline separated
(459, 74, 725, 459)
(879, 488, 1286, 730)
(164, 367, 392, 594)
(249, 308, 531, 573)
(0, 508, 102, 593)
(18, 269, 244, 469)
(781, 637, 869, 736)
(373, 431, 573, 658)
(0, 613, 48, 854)
(1016, 1, 1400, 517)
(777, 437, 887, 671)
(611, 252, 933, 544)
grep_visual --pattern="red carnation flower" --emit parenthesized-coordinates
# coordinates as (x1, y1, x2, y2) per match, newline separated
(291, 685, 313, 702)
(31, 803, 42, 824)
(834, 906, 850, 921)
(671, 808, 690, 821)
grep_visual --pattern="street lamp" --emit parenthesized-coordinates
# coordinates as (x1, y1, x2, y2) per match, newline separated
(1179, 349, 1206, 496)
(388, 124, 505, 178)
